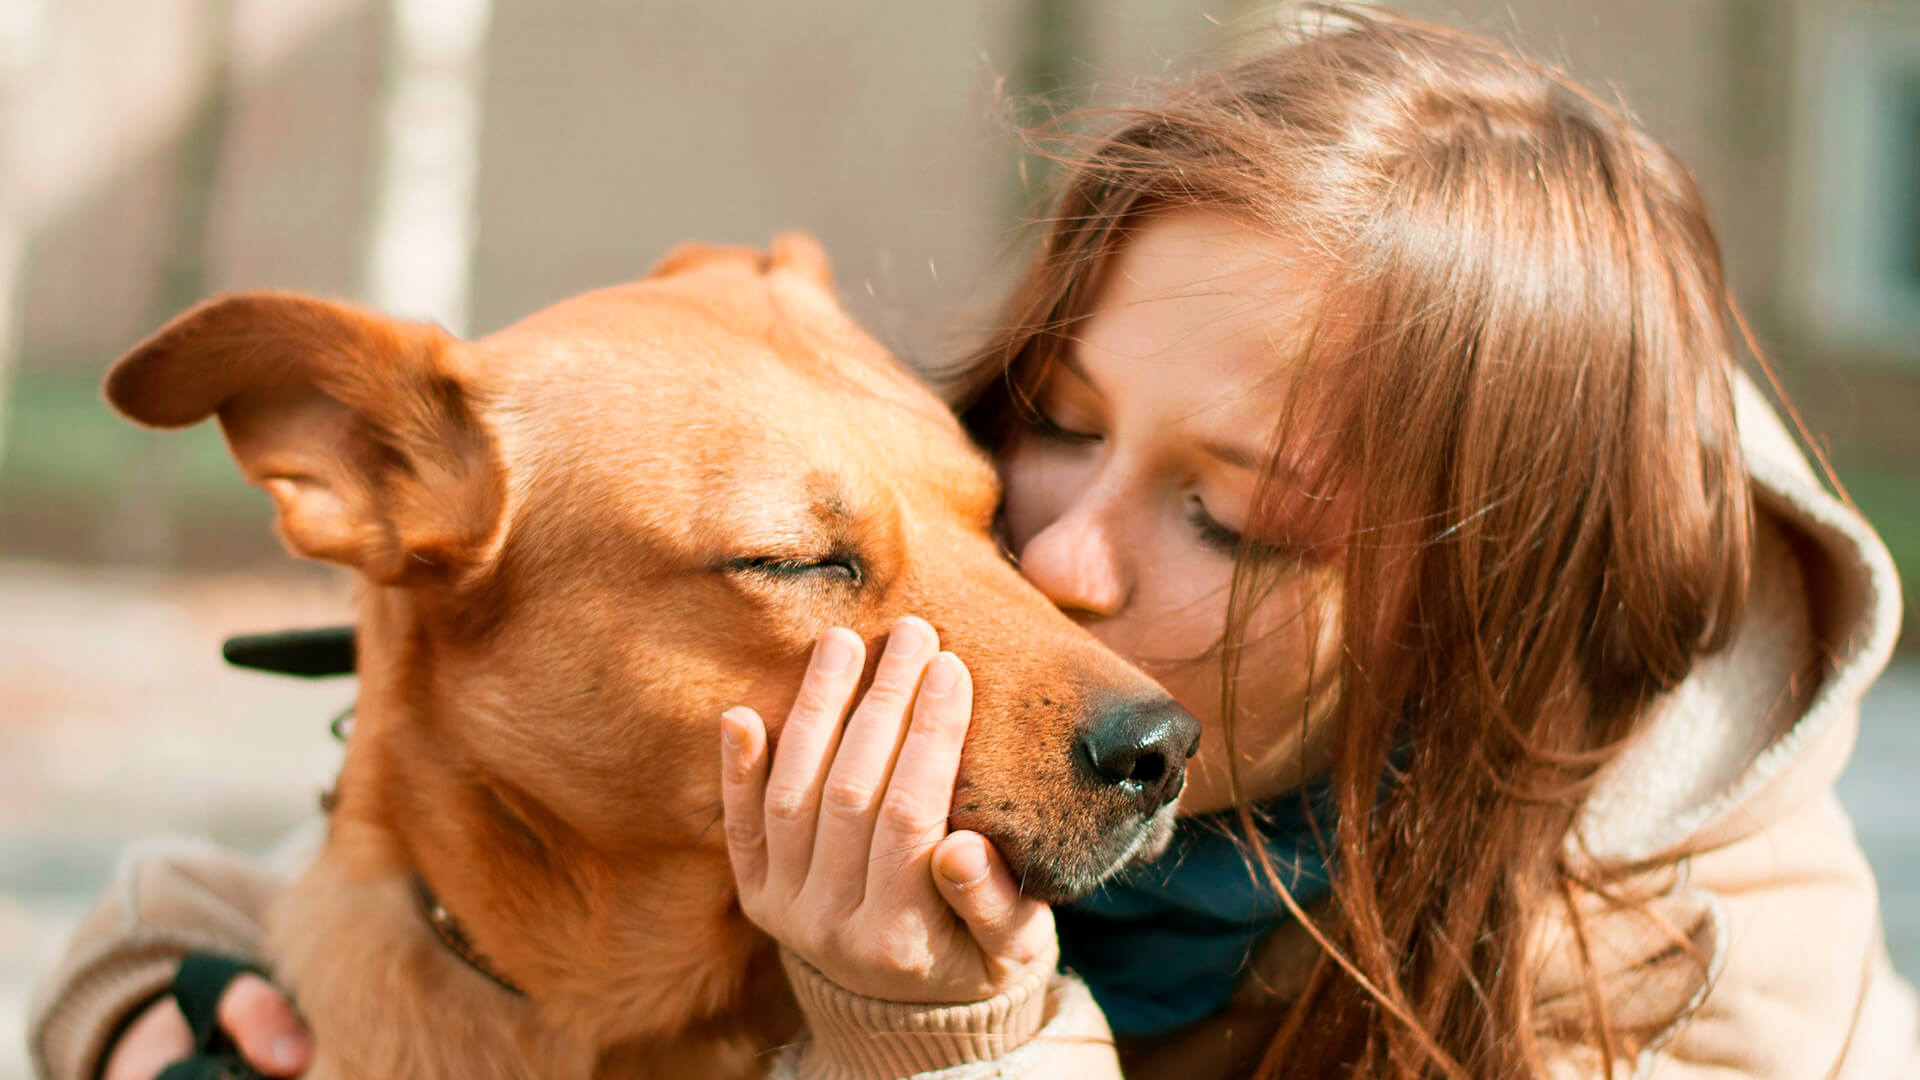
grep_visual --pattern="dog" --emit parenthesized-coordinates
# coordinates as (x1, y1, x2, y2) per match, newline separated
(103, 234, 1199, 1078)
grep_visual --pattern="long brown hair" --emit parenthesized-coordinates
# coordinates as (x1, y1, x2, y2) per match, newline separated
(950, 7, 1755, 1076)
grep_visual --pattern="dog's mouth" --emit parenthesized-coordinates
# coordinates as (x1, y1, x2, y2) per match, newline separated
(950, 794, 1184, 905)
(944, 691, 1198, 903)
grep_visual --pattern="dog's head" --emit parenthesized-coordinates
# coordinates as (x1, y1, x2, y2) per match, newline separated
(105, 234, 1196, 1025)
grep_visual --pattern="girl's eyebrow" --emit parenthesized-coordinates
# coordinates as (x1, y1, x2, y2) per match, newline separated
(1200, 438, 1311, 494)
(1198, 436, 1264, 471)
(1063, 345, 1270, 472)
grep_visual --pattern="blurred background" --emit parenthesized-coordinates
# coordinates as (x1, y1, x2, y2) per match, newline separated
(1, 1, 1915, 1075)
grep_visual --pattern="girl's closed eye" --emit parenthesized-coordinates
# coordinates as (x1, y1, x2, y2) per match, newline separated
(1187, 494, 1313, 566)
(1185, 495, 1245, 556)
(1020, 400, 1102, 446)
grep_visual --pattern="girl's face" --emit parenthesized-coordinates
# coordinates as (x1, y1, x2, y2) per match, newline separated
(998, 209, 1344, 815)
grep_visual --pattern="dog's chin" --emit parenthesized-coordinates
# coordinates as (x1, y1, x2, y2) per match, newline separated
(1113, 801, 1181, 872)
(987, 800, 1184, 905)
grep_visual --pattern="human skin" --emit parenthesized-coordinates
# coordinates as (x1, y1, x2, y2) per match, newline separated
(995, 208, 1345, 816)
(111, 207, 1344, 1070)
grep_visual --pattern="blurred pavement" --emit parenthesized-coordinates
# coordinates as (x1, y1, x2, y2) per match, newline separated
(1, 562, 1914, 1079)
(1, 562, 349, 1079)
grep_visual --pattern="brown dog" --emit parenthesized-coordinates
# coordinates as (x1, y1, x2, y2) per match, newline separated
(103, 234, 1198, 1079)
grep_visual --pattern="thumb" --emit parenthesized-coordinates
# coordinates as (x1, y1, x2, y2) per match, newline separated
(933, 831, 1055, 977)
(217, 974, 312, 1077)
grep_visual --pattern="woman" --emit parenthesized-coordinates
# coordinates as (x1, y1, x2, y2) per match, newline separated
(32, 7, 1916, 1078)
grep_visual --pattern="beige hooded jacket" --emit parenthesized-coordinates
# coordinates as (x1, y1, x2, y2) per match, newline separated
(28, 378, 1919, 1080)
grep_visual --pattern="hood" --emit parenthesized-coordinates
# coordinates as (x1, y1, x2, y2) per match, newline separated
(1575, 372, 1905, 864)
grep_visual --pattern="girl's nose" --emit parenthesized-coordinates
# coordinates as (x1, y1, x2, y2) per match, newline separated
(1016, 496, 1131, 619)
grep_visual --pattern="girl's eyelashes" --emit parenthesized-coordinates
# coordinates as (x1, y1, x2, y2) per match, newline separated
(1020, 402, 1102, 446)
(1186, 495, 1305, 566)
(989, 510, 1020, 568)
(1186, 495, 1245, 556)
(1011, 392, 1295, 565)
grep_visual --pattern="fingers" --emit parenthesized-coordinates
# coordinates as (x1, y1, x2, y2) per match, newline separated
(864, 651, 971, 903)
(809, 618, 940, 907)
(218, 973, 312, 1077)
(721, 622, 1032, 1005)
(934, 831, 1055, 970)
(719, 705, 770, 896)
(102, 998, 191, 1080)
(759, 627, 866, 888)
(102, 974, 312, 1080)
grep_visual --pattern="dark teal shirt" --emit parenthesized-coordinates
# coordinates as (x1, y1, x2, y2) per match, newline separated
(1055, 781, 1336, 1039)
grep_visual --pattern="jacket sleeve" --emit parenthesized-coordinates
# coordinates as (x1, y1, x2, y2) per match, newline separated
(769, 941, 1123, 1080)
(27, 824, 320, 1080)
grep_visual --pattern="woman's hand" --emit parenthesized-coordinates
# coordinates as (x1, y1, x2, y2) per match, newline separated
(103, 973, 311, 1080)
(720, 616, 1055, 1003)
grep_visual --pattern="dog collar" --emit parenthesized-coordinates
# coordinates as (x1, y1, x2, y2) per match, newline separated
(223, 631, 519, 996)
(411, 875, 526, 997)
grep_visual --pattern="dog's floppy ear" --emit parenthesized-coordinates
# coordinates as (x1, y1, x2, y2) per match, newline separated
(767, 231, 834, 292)
(104, 292, 503, 586)
(647, 231, 835, 293)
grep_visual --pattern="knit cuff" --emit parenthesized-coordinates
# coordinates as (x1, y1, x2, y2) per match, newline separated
(30, 932, 253, 1080)
(780, 942, 1058, 1080)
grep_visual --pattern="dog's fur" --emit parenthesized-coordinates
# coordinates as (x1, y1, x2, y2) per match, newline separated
(104, 235, 1188, 1078)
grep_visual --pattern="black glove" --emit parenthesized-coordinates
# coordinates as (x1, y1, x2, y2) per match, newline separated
(154, 953, 271, 1080)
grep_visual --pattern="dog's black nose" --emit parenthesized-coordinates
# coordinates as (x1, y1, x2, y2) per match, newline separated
(1077, 698, 1201, 814)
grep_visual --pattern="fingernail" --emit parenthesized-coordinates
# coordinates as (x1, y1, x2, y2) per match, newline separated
(720, 709, 750, 749)
(941, 836, 990, 885)
(272, 1032, 309, 1067)
(815, 630, 855, 674)
(887, 616, 932, 657)
(922, 652, 961, 697)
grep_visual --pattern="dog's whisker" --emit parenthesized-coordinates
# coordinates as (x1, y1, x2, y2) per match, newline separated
(692, 805, 726, 844)
(672, 799, 727, 826)
(515, 685, 604, 713)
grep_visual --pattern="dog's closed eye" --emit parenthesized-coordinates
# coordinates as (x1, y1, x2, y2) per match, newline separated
(723, 553, 864, 587)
